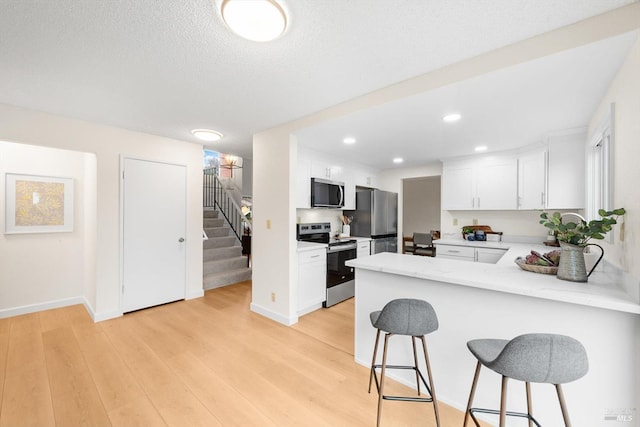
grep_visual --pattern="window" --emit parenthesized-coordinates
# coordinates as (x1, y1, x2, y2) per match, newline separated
(586, 104, 614, 231)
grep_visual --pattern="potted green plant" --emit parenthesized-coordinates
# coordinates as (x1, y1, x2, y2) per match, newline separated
(539, 208, 625, 282)
(461, 226, 475, 240)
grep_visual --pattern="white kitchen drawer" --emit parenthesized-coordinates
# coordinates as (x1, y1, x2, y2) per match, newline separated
(298, 249, 325, 265)
(357, 241, 371, 257)
(437, 245, 475, 259)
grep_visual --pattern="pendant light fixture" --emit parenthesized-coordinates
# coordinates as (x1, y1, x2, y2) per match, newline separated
(221, 0, 287, 42)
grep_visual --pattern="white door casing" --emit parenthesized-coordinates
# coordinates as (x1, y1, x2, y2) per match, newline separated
(121, 157, 187, 313)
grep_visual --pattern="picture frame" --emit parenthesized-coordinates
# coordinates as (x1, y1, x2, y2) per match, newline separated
(4, 173, 74, 234)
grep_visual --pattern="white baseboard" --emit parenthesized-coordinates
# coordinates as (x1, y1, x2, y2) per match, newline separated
(0, 296, 122, 323)
(250, 302, 298, 326)
(92, 308, 122, 322)
(0, 296, 86, 319)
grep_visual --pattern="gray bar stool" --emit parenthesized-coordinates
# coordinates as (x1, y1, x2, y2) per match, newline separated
(368, 298, 440, 427)
(463, 333, 588, 427)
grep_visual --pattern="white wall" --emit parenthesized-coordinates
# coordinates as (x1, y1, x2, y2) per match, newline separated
(0, 141, 94, 314)
(403, 176, 441, 236)
(0, 103, 204, 320)
(251, 131, 298, 325)
(588, 34, 640, 279)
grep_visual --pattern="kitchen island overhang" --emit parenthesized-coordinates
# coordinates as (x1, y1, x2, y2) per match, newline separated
(347, 252, 639, 426)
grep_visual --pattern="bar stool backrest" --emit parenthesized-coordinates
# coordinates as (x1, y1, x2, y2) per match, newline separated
(487, 333, 588, 384)
(373, 299, 438, 336)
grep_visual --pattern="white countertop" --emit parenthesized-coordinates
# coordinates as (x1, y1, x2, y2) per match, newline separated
(296, 241, 327, 252)
(346, 248, 640, 314)
(297, 237, 371, 253)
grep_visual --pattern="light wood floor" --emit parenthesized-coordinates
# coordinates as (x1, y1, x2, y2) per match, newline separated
(0, 281, 473, 426)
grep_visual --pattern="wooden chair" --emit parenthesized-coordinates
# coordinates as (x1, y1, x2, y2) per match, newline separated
(413, 233, 436, 257)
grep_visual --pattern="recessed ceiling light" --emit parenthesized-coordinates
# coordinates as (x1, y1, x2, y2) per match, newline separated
(442, 113, 462, 123)
(475, 146, 488, 152)
(191, 129, 223, 142)
(393, 157, 404, 164)
(343, 137, 356, 144)
(221, 0, 287, 42)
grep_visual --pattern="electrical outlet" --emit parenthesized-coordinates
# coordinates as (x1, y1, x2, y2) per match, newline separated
(266, 219, 271, 229)
(271, 292, 276, 302)
(472, 219, 478, 225)
(453, 218, 458, 226)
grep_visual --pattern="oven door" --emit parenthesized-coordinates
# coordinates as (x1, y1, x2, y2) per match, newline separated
(326, 246, 356, 287)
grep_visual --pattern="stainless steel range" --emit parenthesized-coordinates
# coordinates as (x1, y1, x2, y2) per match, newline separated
(297, 222, 357, 307)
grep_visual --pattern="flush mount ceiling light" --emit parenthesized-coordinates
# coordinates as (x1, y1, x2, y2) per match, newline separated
(343, 137, 356, 144)
(221, 0, 287, 42)
(191, 129, 223, 142)
(475, 145, 488, 152)
(393, 157, 404, 164)
(442, 113, 462, 123)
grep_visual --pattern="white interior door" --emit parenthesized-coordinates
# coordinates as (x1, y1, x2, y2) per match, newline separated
(122, 158, 186, 312)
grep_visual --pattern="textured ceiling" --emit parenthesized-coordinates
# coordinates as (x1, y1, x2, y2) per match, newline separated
(0, 0, 637, 163)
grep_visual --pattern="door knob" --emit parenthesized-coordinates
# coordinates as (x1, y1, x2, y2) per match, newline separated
(178, 237, 185, 242)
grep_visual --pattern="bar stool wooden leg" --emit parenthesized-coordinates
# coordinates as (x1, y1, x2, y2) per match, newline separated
(526, 382, 533, 427)
(499, 376, 509, 427)
(369, 329, 381, 393)
(463, 361, 482, 427)
(420, 336, 440, 427)
(376, 333, 391, 427)
(556, 384, 572, 427)
(412, 336, 421, 396)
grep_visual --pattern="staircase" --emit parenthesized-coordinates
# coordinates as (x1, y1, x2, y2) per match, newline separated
(203, 208, 251, 289)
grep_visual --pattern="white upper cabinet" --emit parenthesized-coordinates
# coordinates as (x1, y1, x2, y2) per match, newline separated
(442, 157, 517, 210)
(442, 165, 474, 210)
(546, 132, 585, 209)
(297, 147, 375, 210)
(352, 166, 378, 189)
(476, 158, 518, 210)
(443, 130, 585, 212)
(311, 159, 345, 182)
(518, 149, 547, 210)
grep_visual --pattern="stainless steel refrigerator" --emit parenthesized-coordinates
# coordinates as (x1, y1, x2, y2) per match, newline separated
(346, 188, 398, 254)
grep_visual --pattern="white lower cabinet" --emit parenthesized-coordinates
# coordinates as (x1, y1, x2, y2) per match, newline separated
(357, 240, 371, 257)
(436, 244, 507, 264)
(298, 248, 327, 315)
(436, 245, 475, 261)
(475, 247, 508, 264)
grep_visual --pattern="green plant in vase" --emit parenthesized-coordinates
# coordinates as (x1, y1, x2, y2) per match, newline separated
(539, 208, 625, 282)
(461, 226, 475, 240)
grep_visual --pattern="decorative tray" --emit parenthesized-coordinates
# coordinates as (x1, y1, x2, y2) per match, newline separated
(514, 257, 558, 275)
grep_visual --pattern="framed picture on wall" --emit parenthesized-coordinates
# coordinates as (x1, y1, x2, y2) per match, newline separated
(4, 173, 74, 234)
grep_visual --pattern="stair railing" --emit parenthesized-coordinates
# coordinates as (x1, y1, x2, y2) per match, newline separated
(203, 168, 252, 242)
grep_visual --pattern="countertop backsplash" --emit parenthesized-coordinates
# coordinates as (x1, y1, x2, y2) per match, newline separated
(296, 208, 344, 237)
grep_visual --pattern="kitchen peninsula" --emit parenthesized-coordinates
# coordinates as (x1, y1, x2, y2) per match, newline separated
(347, 249, 639, 426)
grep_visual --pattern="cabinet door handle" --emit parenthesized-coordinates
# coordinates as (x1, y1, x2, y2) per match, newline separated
(472, 197, 475, 208)
(310, 254, 320, 258)
(448, 250, 460, 253)
(477, 197, 480, 208)
(541, 192, 545, 205)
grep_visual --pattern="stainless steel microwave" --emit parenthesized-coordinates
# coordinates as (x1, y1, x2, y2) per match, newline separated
(311, 178, 345, 208)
